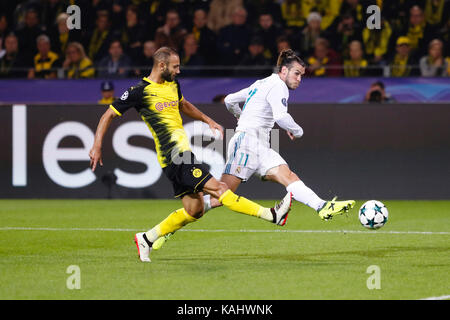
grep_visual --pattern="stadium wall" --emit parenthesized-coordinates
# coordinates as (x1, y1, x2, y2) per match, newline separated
(1, 103, 449, 200)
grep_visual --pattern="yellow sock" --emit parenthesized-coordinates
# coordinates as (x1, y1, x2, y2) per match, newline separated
(145, 208, 196, 242)
(219, 189, 271, 220)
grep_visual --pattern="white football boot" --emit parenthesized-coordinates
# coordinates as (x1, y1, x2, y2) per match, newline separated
(272, 192, 293, 226)
(134, 232, 152, 262)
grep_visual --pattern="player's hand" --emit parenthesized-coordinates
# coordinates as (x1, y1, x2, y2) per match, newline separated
(208, 120, 224, 140)
(286, 131, 295, 140)
(89, 146, 103, 172)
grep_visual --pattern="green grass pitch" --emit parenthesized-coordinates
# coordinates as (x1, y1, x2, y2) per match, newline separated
(0, 199, 449, 300)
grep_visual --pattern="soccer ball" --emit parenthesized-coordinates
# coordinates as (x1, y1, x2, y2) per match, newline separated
(358, 200, 388, 229)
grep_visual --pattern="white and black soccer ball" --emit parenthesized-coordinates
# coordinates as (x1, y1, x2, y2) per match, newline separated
(358, 200, 388, 229)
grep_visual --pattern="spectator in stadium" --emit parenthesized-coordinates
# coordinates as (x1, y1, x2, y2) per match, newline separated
(50, 13, 82, 57)
(135, 40, 156, 77)
(154, 9, 188, 52)
(343, 40, 368, 77)
(394, 5, 434, 60)
(436, 9, 450, 56)
(98, 80, 116, 105)
(339, 0, 364, 26)
(387, 36, 418, 77)
(207, 0, 244, 33)
(85, 11, 113, 63)
(302, 0, 343, 32)
(62, 41, 95, 79)
(252, 12, 283, 64)
(217, 7, 251, 66)
(419, 39, 448, 77)
(244, 0, 283, 27)
(327, 11, 363, 59)
(0, 14, 11, 50)
(28, 34, 60, 79)
(97, 39, 132, 78)
(364, 81, 396, 103)
(180, 33, 205, 77)
(0, 33, 28, 78)
(382, 1, 410, 33)
(79, 0, 112, 30)
(117, 4, 145, 62)
(110, 0, 128, 29)
(298, 12, 324, 58)
(15, 8, 44, 65)
(191, 8, 217, 65)
(237, 36, 271, 77)
(424, 0, 448, 30)
(40, 0, 69, 32)
(307, 37, 342, 77)
(276, 36, 297, 56)
(280, 0, 306, 33)
(362, 16, 392, 67)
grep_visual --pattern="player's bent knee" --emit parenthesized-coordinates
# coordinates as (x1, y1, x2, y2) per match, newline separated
(185, 206, 204, 219)
(288, 171, 300, 182)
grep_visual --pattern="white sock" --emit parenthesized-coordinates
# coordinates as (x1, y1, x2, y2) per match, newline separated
(145, 228, 159, 243)
(203, 194, 212, 213)
(287, 180, 325, 211)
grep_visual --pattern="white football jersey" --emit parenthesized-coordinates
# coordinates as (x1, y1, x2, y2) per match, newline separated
(224, 73, 289, 135)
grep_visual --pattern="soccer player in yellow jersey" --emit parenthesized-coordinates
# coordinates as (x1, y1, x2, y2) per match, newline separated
(89, 47, 292, 262)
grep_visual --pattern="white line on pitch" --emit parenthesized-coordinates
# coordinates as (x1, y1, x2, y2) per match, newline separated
(419, 294, 450, 300)
(0, 226, 449, 235)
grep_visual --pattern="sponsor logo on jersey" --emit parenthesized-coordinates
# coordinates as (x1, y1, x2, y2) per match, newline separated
(155, 101, 178, 111)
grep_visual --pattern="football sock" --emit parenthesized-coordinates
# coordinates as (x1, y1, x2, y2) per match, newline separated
(218, 189, 273, 221)
(145, 208, 197, 243)
(286, 180, 326, 211)
(203, 194, 212, 213)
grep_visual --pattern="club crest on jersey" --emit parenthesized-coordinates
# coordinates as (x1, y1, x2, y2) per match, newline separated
(155, 101, 178, 111)
(120, 91, 129, 100)
(281, 98, 287, 107)
(192, 168, 202, 178)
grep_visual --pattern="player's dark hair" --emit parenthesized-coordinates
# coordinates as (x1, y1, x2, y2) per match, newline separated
(276, 49, 305, 72)
(153, 46, 178, 65)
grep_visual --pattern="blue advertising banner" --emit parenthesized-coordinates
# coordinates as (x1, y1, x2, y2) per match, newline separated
(0, 77, 449, 104)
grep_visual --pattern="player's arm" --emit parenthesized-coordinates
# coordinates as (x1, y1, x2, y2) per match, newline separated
(223, 87, 248, 119)
(180, 98, 224, 139)
(89, 107, 119, 172)
(266, 86, 303, 139)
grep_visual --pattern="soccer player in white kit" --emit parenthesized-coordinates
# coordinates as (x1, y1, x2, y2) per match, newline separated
(152, 49, 355, 250)
(203, 49, 355, 221)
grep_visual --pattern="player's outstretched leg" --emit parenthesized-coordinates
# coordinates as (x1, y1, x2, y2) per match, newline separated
(152, 191, 292, 251)
(264, 164, 355, 220)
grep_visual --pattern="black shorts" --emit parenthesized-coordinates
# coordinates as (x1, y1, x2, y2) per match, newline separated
(162, 151, 213, 198)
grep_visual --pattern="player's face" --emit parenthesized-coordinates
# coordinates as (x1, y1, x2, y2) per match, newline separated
(161, 54, 181, 82)
(285, 62, 305, 90)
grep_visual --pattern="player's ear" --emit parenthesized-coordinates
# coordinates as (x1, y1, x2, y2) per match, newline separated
(158, 61, 166, 72)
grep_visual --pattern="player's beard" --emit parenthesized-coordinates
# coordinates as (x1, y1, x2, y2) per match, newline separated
(161, 67, 175, 82)
(285, 77, 299, 90)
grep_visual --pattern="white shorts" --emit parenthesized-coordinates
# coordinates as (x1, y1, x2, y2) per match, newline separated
(223, 131, 287, 181)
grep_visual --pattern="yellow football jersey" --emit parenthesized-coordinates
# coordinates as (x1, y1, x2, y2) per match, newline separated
(110, 77, 191, 168)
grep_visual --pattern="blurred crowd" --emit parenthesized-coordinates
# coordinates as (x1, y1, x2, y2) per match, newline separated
(0, 0, 449, 79)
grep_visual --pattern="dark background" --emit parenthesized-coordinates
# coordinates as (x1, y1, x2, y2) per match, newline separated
(1, 103, 449, 199)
